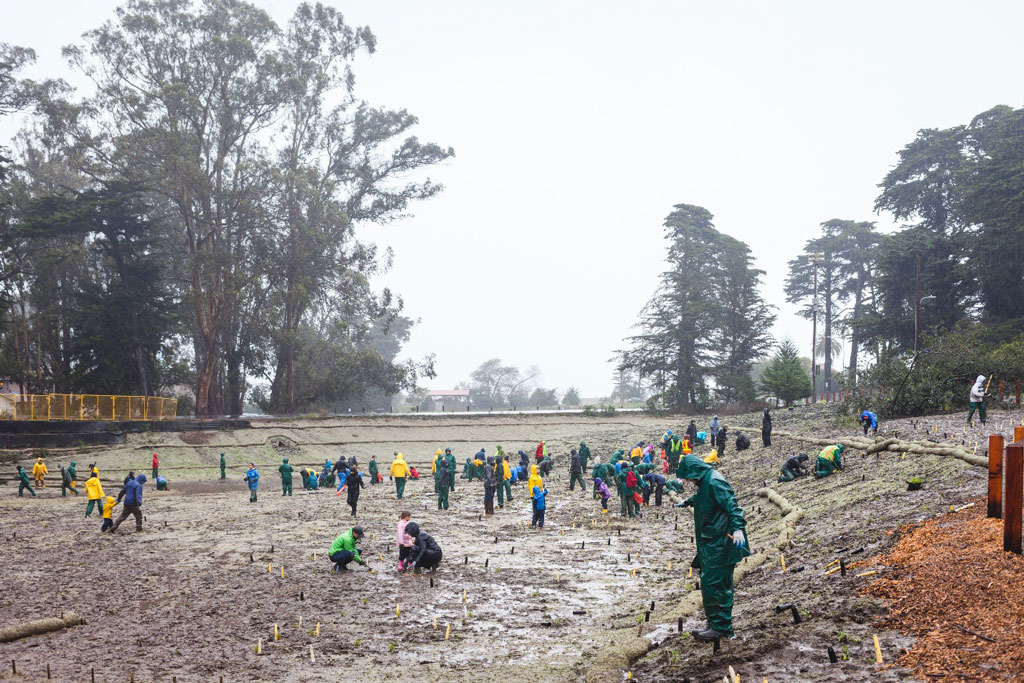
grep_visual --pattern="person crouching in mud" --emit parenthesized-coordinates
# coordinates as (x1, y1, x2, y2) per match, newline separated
(676, 454, 750, 641)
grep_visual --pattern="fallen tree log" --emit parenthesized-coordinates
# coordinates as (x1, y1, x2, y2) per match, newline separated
(0, 612, 86, 643)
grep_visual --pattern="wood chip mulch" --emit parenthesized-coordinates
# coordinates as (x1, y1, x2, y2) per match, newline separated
(862, 500, 1024, 681)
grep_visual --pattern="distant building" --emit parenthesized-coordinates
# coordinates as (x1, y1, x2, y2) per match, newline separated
(427, 389, 470, 411)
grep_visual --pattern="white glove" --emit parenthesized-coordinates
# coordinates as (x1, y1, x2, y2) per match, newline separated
(732, 530, 746, 547)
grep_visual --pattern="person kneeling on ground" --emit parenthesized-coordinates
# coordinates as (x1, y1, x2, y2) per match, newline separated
(814, 444, 844, 479)
(777, 453, 810, 482)
(859, 410, 878, 436)
(155, 475, 169, 491)
(329, 525, 367, 573)
(735, 432, 751, 451)
(676, 454, 749, 641)
(405, 522, 442, 574)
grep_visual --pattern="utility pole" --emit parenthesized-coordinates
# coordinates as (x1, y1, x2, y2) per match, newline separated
(811, 257, 820, 401)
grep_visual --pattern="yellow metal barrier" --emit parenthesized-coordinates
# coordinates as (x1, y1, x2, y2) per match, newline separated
(0, 393, 178, 421)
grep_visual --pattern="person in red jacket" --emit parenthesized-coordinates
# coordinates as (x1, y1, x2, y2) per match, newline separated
(534, 441, 546, 463)
(152, 453, 159, 478)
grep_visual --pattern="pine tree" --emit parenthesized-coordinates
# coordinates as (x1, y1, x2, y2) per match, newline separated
(760, 339, 812, 407)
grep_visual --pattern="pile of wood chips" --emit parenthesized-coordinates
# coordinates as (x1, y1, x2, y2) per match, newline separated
(863, 501, 1024, 681)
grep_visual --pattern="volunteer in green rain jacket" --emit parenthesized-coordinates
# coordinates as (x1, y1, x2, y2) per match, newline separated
(444, 448, 457, 492)
(676, 454, 750, 640)
(578, 441, 591, 472)
(279, 457, 294, 496)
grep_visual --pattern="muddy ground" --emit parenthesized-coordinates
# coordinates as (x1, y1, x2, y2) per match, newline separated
(0, 408, 1019, 681)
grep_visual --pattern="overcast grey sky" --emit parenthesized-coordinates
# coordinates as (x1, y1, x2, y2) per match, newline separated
(5, 1, 1024, 398)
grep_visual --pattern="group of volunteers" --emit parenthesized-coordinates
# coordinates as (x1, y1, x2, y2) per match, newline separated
(13, 455, 160, 533)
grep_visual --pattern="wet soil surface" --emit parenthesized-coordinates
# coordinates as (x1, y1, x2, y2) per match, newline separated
(0, 408, 1019, 681)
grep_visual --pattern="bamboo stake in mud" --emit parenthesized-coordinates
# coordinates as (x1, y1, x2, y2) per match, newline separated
(990, 434, 1004, 519)
(872, 634, 883, 663)
(267, 563, 271, 573)
(1004, 442, 1023, 554)
(281, 565, 285, 578)
(445, 623, 451, 640)
(396, 603, 400, 618)
(309, 644, 315, 663)
(780, 554, 786, 572)
(462, 589, 466, 604)
(256, 638, 262, 654)
(274, 624, 279, 641)
(315, 622, 320, 636)
(434, 616, 437, 629)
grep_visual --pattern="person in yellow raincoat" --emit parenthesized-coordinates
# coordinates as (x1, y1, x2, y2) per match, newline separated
(32, 457, 48, 488)
(100, 495, 119, 532)
(390, 452, 411, 499)
(527, 464, 544, 516)
(702, 450, 719, 465)
(85, 470, 104, 516)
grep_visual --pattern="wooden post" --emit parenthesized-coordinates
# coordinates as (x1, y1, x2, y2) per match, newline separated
(1016, 378, 1021, 405)
(989, 435, 1004, 519)
(1004, 442, 1023, 554)
(1015, 426, 1024, 444)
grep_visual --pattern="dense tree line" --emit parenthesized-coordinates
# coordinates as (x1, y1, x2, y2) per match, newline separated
(787, 104, 1024, 411)
(0, 1, 449, 416)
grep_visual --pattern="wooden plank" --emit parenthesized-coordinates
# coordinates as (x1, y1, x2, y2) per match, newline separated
(989, 434, 1004, 519)
(1004, 443, 1023, 554)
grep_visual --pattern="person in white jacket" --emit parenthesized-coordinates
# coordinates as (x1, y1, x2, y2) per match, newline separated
(968, 375, 986, 426)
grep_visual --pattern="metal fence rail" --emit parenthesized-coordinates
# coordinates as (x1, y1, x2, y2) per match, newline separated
(0, 393, 178, 421)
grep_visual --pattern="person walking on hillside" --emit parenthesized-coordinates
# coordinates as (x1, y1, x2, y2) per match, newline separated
(279, 457, 294, 497)
(389, 452, 411, 499)
(346, 467, 365, 516)
(16, 465, 36, 497)
(968, 375, 987, 427)
(219, 452, 226, 479)
(368, 455, 379, 485)
(569, 448, 586, 492)
(85, 470, 104, 515)
(151, 453, 159, 479)
(244, 463, 260, 502)
(676, 454, 750, 641)
(761, 408, 773, 447)
(109, 474, 147, 533)
(578, 441, 591, 472)
(709, 416, 720, 448)
(717, 424, 729, 458)
(59, 464, 77, 497)
(32, 457, 48, 489)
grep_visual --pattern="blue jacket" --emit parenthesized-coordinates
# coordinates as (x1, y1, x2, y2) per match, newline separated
(860, 411, 878, 428)
(532, 486, 547, 510)
(123, 474, 147, 506)
(245, 468, 259, 490)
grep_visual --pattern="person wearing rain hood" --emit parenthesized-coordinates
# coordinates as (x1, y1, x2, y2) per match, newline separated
(535, 441, 546, 463)
(685, 420, 698, 446)
(60, 463, 78, 497)
(444, 447, 457, 492)
(968, 375, 987, 426)
(461, 456, 476, 481)
(591, 456, 604, 499)
(661, 430, 674, 459)
(435, 458, 451, 510)
(578, 441, 591, 472)
(482, 456, 497, 515)
(500, 454, 513, 504)
(859, 410, 878, 436)
(219, 452, 226, 479)
(527, 464, 544, 514)
(109, 474, 147, 532)
(16, 465, 36, 497)
(569, 448, 586, 492)
(405, 522, 443, 573)
(244, 463, 259, 502)
(667, 434, 684, 471)
(345, 466, 365, 516)
(594, 476, 611, 512)
(762, 408, 773, 447)
(389, 452, 411, 499)
(32, 457, 48, 489)
(85, 469, 104, 515)
(778, 453, 810, 482)
(676, 454, 750, 641)
(278, 457, 294, 496)
(100, 495, 119, 531)
(814, 444, 844, 478)
(531, 481, 548, 528)
(709, 416, 721, 448)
